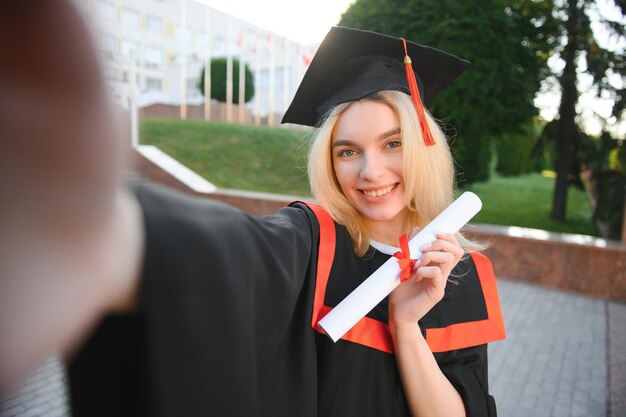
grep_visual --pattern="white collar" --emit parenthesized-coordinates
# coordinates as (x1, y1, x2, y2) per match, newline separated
(369, 240, 400, 255)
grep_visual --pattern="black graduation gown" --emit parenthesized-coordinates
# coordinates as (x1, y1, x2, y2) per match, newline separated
(68, 181, 504, 417)
(68, 182, 320, 417)
(307, 202, 504, 417)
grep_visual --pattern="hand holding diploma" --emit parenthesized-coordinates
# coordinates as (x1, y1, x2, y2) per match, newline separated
(317, 192, 482, 342)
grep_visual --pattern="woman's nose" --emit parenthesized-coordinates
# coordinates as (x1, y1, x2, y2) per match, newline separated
(359, 151, 385, 181)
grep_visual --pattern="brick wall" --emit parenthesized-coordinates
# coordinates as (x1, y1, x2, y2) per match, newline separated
(623, 191, 626, 242)
(465, 226, 626, 301)
(132, 148, 626, 302)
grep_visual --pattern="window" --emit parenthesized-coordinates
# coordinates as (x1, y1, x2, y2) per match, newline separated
(121, 8, 140, 27)
(121, 40, 139, 58)
(196, 31, 208, 47)
(146, 15, 163, 34)
(186, 78, 200, 97)
(146, 77, 163, 91)
(274, 68, 284, 92)
(145, 46, 163, 66)
(259, 69, 269, 93)
(103, 67, 116, 81)
(176, 25, 192, 43)
(101, 34, 116, 58)
(121, 71, 140, 83)
(214, 37, 226, 55)
(95, 1, 115, 19)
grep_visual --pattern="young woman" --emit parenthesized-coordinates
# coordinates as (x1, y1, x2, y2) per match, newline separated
(303, 92, 487, 417)
(1, 5, 503, 416)
(280, 26, 504, 416)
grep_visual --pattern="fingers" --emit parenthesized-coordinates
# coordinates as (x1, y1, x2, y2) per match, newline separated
(419, 250, 455, 266)
(421, 233, 464, 259)
(411, 264, 443, 281)
(407, 263, 446, 302)
(408, 233, 464, 284)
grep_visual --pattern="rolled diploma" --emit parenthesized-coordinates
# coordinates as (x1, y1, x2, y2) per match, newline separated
(317, 191, 482, 342)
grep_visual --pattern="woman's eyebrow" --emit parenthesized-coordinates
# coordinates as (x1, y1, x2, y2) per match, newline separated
(332, 139, 355, 148)
(332, 128, 401, 148)
(378, 127, 401, 140)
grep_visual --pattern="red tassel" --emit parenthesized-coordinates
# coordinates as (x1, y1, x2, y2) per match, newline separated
(401, 38, 435, 147)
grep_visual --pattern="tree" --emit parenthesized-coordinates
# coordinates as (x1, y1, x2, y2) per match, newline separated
(532, 0, 625, 220)
(198, 58, 255, 104)
(340, 0, 551, 184)
(589, 133, 626, 238)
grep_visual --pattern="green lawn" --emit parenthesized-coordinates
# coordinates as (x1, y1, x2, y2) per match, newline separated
(461, 172, 599, 236)
(141, 119, 313, 196)
(140, 119, 599, 237)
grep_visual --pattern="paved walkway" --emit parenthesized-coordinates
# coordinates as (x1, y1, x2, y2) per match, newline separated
(0, 357, 68, 417)
(489, 280, 613, 417)
(608, 300, 626, 417)
(1, 278, 625, 417)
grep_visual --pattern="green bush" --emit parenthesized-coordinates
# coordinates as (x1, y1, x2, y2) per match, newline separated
(198, 58, 255, 104)
(495, 122, 541, 176)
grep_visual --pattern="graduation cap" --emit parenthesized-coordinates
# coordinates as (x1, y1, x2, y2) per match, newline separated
(281, 26, 470, 146)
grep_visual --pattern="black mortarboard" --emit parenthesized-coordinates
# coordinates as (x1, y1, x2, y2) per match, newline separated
(282, 26, 470, 145)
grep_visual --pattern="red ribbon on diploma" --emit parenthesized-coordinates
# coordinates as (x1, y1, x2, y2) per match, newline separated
(393, 234, 417, 282)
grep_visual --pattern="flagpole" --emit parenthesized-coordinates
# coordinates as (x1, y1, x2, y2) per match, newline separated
(282, 38, 289, 128)
(268, 32, 275, 126)
(226, 17, 233, 123)
(203, 7, 211, 121)
(129, 52, 139, 147)
(179, 0, 187, 120)
(238, 32, 245, 123)
(254, 30, 261, 125)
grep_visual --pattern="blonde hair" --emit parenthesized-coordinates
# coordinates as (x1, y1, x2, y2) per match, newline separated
(308, 90, 480, 256)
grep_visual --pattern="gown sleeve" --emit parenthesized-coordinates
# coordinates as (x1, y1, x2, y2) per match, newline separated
(438, 345, 497, 417)
(68, 181, 320, 417)
(421, 252, 505, 417)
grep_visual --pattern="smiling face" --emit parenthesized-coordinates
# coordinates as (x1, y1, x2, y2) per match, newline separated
(331, 100, 410, 239)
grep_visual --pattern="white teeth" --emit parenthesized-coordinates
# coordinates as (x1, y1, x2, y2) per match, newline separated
(362, 184, 396, 197)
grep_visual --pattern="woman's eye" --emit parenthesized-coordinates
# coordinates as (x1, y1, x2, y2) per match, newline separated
(338, 149, 356, 157)
(387, 140, 402, 149)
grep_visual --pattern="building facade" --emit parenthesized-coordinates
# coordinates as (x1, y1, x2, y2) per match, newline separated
(77, 0, 316, 124)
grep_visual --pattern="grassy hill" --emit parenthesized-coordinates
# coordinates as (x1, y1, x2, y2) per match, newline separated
(140, 119, 599, 237)
(141, 119, 313, 196)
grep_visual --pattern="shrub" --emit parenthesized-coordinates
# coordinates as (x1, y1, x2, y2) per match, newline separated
(197, 58, 255, 104)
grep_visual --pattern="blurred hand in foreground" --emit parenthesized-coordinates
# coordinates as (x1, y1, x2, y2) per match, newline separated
(0, 0, 142, 393)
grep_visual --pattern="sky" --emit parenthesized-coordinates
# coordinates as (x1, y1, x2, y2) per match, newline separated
(194, 0, 356, 45)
